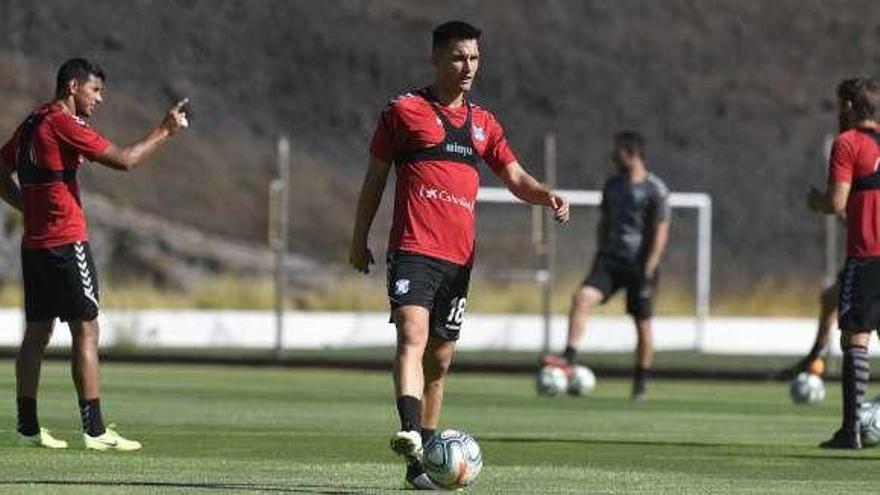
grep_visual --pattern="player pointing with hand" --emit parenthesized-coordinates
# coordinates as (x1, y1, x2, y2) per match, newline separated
(0, 58, 189, 451)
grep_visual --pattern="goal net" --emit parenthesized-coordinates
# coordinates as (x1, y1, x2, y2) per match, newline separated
(475, 186, 712, 353)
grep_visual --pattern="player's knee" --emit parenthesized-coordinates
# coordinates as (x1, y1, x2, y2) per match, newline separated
(70, 320, 100, 343)
(21, 331, 50, 349)
(572, 287, 599, 310)
(397, 322, 429, 349)
(22, 324, 53, 348)
(821, 286, 838, 308)
(841, 330, 870, 349)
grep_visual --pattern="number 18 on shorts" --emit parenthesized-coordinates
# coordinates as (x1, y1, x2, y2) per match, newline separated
(387, 251, 471, 341)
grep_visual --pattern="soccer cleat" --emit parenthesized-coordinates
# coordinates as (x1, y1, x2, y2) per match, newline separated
(405, 461, 442, 490)
(83, 424, 142, 451)
(390, 430, 423, 463)
(18, 428, 68, 449)
(819, 426, 862, 449)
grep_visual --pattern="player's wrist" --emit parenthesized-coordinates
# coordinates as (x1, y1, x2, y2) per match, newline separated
(154, 123, 173, 139)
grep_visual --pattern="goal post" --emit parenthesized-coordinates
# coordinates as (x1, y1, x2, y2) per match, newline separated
(477, 187, 713, 351)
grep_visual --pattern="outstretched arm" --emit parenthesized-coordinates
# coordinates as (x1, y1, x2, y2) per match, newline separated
(94, 98, 189, 171)
(497, 161, 569, 223)
(0, 157, 21, 212)
(349, 155, 392, 273)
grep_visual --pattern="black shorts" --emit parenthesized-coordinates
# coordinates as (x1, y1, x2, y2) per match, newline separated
(22, 241, 100, 323)
(838, 257, 880, 332)
(386, 251, 471, 341)
(583, 254, 657, 320)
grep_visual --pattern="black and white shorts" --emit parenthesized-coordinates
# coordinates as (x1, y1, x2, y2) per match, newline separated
(583, 254, 657, 320)
(838, 256, 880, 332)
(22, 241, 100, 323)
(386, 250, 471, 341)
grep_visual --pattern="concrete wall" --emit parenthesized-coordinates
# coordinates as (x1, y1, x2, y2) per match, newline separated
(0, 309, 843, 355)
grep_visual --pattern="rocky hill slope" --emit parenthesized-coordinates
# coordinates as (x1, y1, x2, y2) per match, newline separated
(0, 0, 876, 291)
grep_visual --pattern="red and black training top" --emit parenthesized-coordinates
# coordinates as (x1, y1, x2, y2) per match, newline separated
(0, 103, 109, 249)
(370, 88, 517, 266)
(829, 128, 880, 257)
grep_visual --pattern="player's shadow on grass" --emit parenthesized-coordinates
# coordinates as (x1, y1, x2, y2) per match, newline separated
(484, 436, 730, 449)
(0, 480, 400, 494)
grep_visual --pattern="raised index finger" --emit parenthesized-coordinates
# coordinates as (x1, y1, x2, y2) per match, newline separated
(173, 98, 190, 111)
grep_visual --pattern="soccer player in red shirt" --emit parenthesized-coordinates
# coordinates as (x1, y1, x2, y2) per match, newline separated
(808, 77, 880, 449)
(349, 21, 569, 488)
(0, 58, 189, 450)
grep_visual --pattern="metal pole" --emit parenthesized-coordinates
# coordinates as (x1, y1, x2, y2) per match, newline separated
(541, 132, 557, 352)
(695, 198, 712, 351)
(822, 134, 837, 287)
(273, 136, 290, 358)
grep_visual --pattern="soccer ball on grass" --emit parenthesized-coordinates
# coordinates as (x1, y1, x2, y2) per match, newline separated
(860, 396, 880, 446)
(423, 429, 482, 489)
(536, 365, 568, 396)
(789, 372, 825, 404)
(567, 365, 596, 396)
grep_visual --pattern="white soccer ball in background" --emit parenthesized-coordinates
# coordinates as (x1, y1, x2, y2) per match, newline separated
(567, 365, 597, 396)
(423, 429, 482, 489)
(789, 372, 825, 404)
(536, 365, 568, 396)
(860, 397, 880, 446)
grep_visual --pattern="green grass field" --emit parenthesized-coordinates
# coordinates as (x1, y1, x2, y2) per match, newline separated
(1, 362, 879, 494)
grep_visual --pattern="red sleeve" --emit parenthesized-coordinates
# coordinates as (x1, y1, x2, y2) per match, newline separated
(51, 115, 110, 160)
(368, 105, 400, 163)
(829, 134, 856, 183)
(482, 114, 517, 174)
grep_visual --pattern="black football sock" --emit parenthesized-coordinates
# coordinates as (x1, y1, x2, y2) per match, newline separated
(421, 427, 436, 445)
(396, 395, 421, 433)
(841, 345, 869, 430)
(633, 365, 651, 395)
(79, 398, 106, 437)
(562, 345, 577, 364)
(16, 397, 39, 436)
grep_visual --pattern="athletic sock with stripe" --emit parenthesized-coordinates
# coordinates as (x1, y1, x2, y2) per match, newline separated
(841, 345, 869, 430)
(79, 398, 106, 437)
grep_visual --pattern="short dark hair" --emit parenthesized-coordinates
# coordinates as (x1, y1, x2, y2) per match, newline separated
(55, 58, 105, 99)
(432, 21, 481, 54)
(837, 77, 880, 122)
(614, 131, 646, 157)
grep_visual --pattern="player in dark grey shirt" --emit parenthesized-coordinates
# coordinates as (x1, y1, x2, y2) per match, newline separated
(599, 172, 671, 262)
(544, 131, 670, 399)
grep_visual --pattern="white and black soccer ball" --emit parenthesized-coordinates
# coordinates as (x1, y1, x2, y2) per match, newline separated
(536, 365, 568, 396)
(789, 372, 825, 404)
(567, 365, 597, 396)
(423, 429, 482, 489)
(860, 397, 880, 446)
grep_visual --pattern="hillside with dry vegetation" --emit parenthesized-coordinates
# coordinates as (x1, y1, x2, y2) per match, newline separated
(0, 0, 876, 297)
